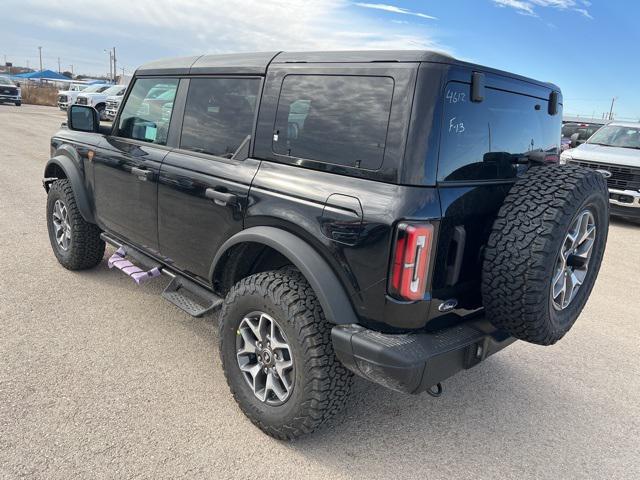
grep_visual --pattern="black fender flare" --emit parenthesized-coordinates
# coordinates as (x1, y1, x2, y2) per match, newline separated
(43, 155, 95, 223)
(211, 226, 359, 325)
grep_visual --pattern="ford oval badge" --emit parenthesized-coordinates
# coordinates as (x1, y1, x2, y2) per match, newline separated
(438, 299, 458, 312)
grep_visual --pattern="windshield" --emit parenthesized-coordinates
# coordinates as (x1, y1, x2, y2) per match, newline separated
(82, 84, 109, 93)
(103, 85, 125, 95)
(562, 122, 603, 140)
(587, 125, 640, 149)
(0, 76, 15, 86)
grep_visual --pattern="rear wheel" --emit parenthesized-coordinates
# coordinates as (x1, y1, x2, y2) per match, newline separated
(482, 165, 609, 345)
(219, 270, 352, 439)
(46, 179, 105, 270)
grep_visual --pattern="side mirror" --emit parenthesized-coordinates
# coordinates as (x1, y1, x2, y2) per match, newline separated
(15, 82, 21, 88)
(68, 105, 99, 133)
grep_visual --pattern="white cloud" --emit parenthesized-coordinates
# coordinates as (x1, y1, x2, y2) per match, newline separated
(354, 3, 437, 20)
(574, 7, 593, 19)
(2, 0, 448, 74)
(492, 0, 593, 18)
(492, 0, 535, 15)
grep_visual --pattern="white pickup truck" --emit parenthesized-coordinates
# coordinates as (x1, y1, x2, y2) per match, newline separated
(74, 84, 124, 119)
(57, 84, 90, 110)
(104, 94, 123, 121)
(561, 121, 640, 222)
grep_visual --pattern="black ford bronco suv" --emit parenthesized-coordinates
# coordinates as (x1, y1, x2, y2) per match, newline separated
(43, 51, 609, 439)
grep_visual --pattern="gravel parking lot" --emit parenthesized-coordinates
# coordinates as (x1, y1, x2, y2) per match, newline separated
(1, 104, 639, 479)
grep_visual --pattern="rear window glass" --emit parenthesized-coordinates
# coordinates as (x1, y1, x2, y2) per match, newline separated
(439, 82, 561, 182)
(273, 75, 394, 170)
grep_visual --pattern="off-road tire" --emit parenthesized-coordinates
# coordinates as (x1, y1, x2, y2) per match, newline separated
(482, 165, 609, 345)
(219, 270, 353, 440)
(46, 179, 105, 270)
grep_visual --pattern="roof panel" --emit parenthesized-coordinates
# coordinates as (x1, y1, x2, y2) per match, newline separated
(136, 55, 202, 75)
(272, 50, 453, 64)
(190, 52, 280, 75)
(132, 50, 558, 91)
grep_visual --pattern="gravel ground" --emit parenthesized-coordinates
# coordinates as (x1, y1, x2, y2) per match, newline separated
(1, 104, 639, 480)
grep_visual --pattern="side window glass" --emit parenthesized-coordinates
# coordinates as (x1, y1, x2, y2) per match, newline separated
(180, 78, 261, 158)
(273, 75, 394, 170)
(117, 78, 179, 146)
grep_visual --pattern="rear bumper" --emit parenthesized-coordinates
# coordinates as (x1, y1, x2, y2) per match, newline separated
(332, 318, 515, 394)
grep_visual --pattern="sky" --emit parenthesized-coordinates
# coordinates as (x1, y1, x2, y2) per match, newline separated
(2, 0, 639, 119)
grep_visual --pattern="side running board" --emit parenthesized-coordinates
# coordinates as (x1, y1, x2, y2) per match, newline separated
(162, 275, 223, 318)
(101, 233, 223, 317)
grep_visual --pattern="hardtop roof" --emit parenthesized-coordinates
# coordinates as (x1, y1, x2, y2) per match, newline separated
(135, 50, 559, 91)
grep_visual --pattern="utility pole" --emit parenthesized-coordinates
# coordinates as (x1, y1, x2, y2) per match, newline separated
(608, 97, 617, 120)
(38, 46, 43, 71)
(69, 64, 74, 77)
(112, 47, 117, 83)
(105, 48, 113, 82)
(57, 57, 61, 73)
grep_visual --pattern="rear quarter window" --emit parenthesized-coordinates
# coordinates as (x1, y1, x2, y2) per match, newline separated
(272, 74, 394, 170)
(439, 81, 561, 182)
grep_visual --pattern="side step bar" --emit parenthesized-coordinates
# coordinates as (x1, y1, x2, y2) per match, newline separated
(162, 276, 222, 318)
(100, 233, 223, 317)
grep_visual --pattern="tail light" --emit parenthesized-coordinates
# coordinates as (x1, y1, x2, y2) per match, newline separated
(544, 154, 559, 164)
(389, 222, 434, 301)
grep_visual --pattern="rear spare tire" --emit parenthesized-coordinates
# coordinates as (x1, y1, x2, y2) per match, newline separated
(482, 165, 609, 345)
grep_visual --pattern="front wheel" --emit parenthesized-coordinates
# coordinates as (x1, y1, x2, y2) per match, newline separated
(46, 179, 105, 270)
(219, 270, 353, 439)
(15, 101, 21, 106)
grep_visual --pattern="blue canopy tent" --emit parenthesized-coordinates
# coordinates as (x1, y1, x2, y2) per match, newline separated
(13, 70, 71, 81)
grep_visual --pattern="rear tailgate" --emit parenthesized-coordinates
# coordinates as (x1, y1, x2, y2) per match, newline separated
(428, 72, 562, 328)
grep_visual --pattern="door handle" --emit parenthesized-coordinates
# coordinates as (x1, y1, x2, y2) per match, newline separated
(205, 188, 237, 206)
(131, 167, 153, 180)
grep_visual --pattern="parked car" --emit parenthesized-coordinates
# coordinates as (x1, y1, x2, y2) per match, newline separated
(561, 121, 640, 221)
(561, 120, 606, 151)
(75, 84, 126, 120)
(44, 51, 609, 439)
(57, 84, 88, 110)
(104, 95, 122, 121)
(0, 75, 21, 106)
